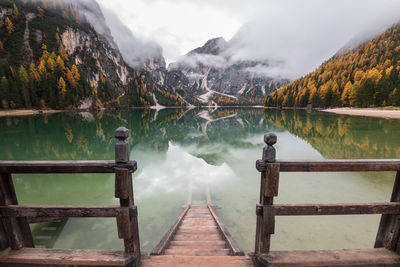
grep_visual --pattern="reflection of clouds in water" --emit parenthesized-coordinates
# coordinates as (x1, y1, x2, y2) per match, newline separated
(135, 142, 235, 200)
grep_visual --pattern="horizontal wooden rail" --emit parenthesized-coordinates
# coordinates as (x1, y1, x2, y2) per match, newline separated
(0, 160, 137, 173)
(0, 205, 137, 218)
(256, 159, 400, 172)
(272, 203, 400, 216)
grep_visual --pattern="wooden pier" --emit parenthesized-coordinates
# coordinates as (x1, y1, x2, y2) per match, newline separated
(142, 205, 252, 266)
(0, 127, 400, 266)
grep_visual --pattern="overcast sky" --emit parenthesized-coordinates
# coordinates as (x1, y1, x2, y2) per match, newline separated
(97, 0, 400, 79)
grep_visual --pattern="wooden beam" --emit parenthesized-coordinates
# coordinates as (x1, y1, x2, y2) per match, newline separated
(257, 159, 400, 172)
(0, 247, 136, 266)
(115, 168, 130, 199)
(114, 127, 140, 261)
(264, 163, 280, 197)
(208, 205, 244, 256)
(0, 205, 136, 218)
(0, 160, 137, 174)
(375, 171, 400, 252)
(273, 202, 400, 216)
(151, 205, 190, 255)
(0, 173, 34, 250)
(257, 248, 400, 267)
(0, 219, 9, 250)
(116, 208, 132, 239)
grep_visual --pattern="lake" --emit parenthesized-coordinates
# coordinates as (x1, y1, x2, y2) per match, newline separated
(0, 108, 399, 253)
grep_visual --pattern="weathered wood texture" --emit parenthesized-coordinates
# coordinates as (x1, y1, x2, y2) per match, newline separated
(164, 206, 229, 256)
(257, 159, 400, 172)
(0, 219, 9, 250)
(114, 127, 140, 260)
(273, 202, 400, 216)
(264, 164, 280, 197)
(0, 248, 136, 266)
(146, 206, 251, 267)
(142, 255, 253, 267)
(257, 248, 400, 267)
(0, 160, 137, 173)
(0, 205, 136, 218)
(255, 134, 279, 255)
(151, 205, 190, 255)
(208, 205, 244, 256)
(0, 173, 34, 250)
(375, 171, 400, 251)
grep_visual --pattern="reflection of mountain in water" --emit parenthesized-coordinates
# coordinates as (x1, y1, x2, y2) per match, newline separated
(263, 110, 400, 159)
(0, 108, 281, 163)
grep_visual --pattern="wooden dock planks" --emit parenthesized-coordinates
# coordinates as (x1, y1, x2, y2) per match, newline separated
(143, 205, 253, 267)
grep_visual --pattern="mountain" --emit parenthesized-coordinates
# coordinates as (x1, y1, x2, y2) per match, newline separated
(169, 37, 289, 106)
(265, 23, 400, 108)
(0, 0, 190, 110)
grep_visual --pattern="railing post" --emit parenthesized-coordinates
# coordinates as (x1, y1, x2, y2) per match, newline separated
(0, 173, 34, 250)
(375, 170, 400, 251)
(114, 127, 141, 262)
(255, 133, 279, 254)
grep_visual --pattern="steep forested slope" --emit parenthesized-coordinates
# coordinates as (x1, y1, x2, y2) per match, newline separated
(0, 0, 187, 110)
(265, 24, 400, 108)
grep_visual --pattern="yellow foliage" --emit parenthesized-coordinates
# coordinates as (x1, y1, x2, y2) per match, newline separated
(71, 64, 80, 81)
(38, 60, 47, 75)
(365, 68, 382, 83)
(13, 4, 18, 19)
(56, 56, 65, 71)
(47, 57, 55, 72)
(5, 17, 14, 34)
(58, 77, 67, 96)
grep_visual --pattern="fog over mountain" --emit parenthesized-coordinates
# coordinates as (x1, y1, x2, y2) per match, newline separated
(97, 0, 400, 79)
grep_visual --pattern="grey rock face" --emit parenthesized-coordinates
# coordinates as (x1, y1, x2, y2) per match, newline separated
(169, 37, 290, 103)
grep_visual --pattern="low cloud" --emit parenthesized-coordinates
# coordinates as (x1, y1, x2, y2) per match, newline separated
(100, 8, 163, 69)
(225, 0, 400, 79)
(92, 0, 400, 79)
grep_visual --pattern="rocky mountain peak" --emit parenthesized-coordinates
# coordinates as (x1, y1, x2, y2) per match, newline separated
(189, 37, 228, 56)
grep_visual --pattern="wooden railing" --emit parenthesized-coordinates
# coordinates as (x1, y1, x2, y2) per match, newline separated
(0, 127, 140, 266)
(254, 133, 400, 266)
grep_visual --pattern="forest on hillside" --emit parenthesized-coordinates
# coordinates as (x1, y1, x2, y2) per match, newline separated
(265, 24, 400, 108)
(0, 0, 186, 110)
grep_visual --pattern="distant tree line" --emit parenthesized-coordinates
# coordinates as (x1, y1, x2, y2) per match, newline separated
(265, 24, 400, 108)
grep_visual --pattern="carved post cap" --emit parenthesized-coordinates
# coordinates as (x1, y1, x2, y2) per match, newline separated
(115, 127, 129, 141)
(115, 127, 130, 164)
(264, 133, 277, 146)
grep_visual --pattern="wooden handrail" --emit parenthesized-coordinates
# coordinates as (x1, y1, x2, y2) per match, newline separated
(0, 160, 137, 173)
(0, 127, 141, 266)
(257, 159, 400, 172)
(255, 132, 400, 262)
(0, 205, 137, 218)
(271, 203, 400, 216)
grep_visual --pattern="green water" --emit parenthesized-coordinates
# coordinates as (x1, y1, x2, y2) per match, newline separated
(0, 108, 399, 252)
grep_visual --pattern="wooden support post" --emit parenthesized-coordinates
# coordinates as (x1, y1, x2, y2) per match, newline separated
(255, 133, 278, 254)
(375, 171, 400, 252)
(0, 172, 34, 250)
(0, 219, 9, 250)
(114, 127, 140, 262)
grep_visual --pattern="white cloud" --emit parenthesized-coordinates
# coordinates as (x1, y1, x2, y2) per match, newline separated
(96, 0, 240, 64)
(95, 0, 400, 79)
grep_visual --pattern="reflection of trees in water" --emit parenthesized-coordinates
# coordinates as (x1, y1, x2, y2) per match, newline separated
(264, 110, 400, 159)
(0, 108, 281, 161)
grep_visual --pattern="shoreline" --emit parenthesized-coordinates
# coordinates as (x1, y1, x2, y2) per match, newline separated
(0, 106, 264, 117)
(322, 107, 400, 119)
(0, 109, 62, 117)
